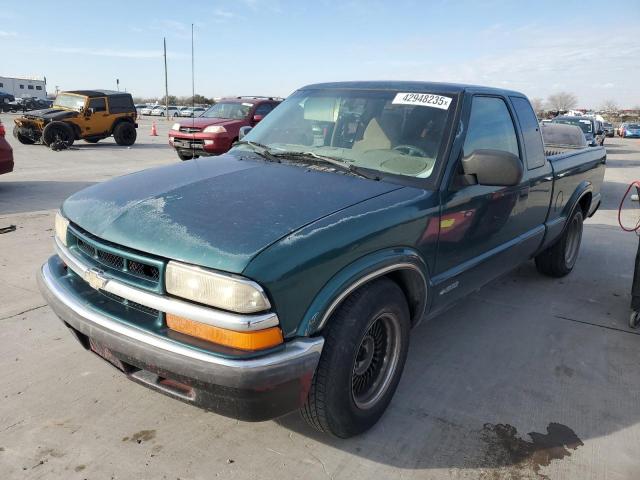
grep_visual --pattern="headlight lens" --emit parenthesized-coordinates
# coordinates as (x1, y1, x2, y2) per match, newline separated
(166, 261, 271, 313)
(55, 211, 69, 246)
(171, 123, 181, 131)
(203, 125, 226, 134)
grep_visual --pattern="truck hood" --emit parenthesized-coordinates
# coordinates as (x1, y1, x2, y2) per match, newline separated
(62, 154, 401, 273)
(23, 108, 79, 121)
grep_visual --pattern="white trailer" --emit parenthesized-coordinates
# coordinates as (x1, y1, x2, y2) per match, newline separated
(0, 76, 47, 99)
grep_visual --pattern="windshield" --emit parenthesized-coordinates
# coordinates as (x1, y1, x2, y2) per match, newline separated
(554, 118, 593, 133)
(235, 89, 456, 179)
(202, 102, 252, 120)
(53, 93, 86, 110)
(628, 124, 640, 129)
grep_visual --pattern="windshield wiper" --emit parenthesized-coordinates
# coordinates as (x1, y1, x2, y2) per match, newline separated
(272, 151, 379, 180)
(234, 140, 280, 163)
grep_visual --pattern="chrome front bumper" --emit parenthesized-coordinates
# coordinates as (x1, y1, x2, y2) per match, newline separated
(38, 255, 324, 420)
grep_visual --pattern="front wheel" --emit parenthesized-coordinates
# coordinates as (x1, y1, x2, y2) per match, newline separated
(42, 122, 75, 148)
(535, 209, 584, 277)
(176, 150, 196, 161)
(301, 278, 410, 438)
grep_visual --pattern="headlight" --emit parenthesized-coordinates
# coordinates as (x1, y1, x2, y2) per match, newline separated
(171, 123, 181, 131)
(55, 211, 69, 246)
(203, 125, 226, 134)
(166, 261, 271, 313)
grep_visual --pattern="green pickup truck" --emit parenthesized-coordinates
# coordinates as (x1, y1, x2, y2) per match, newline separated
(38, 81, 605, 438)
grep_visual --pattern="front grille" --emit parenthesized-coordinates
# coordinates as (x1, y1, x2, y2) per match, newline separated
(68, 225, 164, 292)
(129, 260, 160, 282)
(179, 126, 201, 133)
(100, 290, 160, 317)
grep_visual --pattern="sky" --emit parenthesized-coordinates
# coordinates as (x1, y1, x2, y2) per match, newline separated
(1, 0, 639, 108)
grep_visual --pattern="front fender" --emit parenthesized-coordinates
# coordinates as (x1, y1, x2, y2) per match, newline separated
(299, 247, 429, 336)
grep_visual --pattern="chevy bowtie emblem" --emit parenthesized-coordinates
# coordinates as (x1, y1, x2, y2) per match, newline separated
(85, 267, 108, 290)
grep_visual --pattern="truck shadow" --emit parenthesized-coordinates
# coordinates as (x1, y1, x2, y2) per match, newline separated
(0, 180, 95, 215)
(276, 221, 639, 474)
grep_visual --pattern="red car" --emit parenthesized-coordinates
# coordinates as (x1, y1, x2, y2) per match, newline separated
(168, 96, 281, 160)
(0, 120, 14, 175)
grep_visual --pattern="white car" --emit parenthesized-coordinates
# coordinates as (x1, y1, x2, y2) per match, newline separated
(150, 106, 181, 117)
(141, 105, 157, 116)
(179, 107, 207, 117)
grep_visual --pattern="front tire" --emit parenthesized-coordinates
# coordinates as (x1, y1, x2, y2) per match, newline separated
(113, 122, 137, 146)
(42, 122, 75, 148)
(535, 209, 584, 277)
(301, 278, 410, 438)
(176, 150, 195, 161)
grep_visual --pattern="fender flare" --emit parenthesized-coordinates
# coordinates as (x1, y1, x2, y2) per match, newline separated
(299, 248, 430, 336)
(562, 180, 593, 225)
(110, 116, 135, 134)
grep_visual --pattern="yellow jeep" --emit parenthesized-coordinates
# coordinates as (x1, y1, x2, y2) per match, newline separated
(13, 90, 138, 149)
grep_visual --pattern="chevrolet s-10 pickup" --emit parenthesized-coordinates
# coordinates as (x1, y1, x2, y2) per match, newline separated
(38, 81, 605, 438)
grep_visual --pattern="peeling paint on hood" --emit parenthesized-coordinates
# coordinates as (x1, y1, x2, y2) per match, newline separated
(62, 154, 401, 273)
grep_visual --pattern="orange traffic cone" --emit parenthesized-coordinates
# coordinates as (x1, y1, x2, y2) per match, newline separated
(150, 122, 158, 136)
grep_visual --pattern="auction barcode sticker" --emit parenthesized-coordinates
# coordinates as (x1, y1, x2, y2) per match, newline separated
(392, 92, 452, 110)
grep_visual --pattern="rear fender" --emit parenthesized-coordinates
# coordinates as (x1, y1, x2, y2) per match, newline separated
(299, 248, 430, 336)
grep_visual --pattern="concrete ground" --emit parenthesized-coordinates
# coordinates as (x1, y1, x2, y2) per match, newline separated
(1, 113, 639, 480)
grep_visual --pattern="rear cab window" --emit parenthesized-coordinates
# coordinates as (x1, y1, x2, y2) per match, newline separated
(510, 96, 546, 169)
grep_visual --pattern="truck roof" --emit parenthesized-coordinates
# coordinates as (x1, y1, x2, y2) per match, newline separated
(300, 81, 525, 97)
(65, 90, 131, 98)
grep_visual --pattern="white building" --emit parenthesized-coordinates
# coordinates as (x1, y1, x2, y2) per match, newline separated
(0, 76, 47, 99)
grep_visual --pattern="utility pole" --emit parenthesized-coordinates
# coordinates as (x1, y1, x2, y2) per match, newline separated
(116, 78, 120, 92)
(163, 37, 169, 121)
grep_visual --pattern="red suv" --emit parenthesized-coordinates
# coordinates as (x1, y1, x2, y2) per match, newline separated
(0, 120, 14, 176)
(168, 96, 281, 160)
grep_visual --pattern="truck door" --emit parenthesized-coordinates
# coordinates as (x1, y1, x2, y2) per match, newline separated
(86, 97, 111, 135)
(431, 95, 545, 309)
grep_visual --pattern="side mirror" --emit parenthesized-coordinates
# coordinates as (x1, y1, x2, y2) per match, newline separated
(252, 114, 264, 124)
(461, 149, 523, 187)
(239, 126, 252, 140)
(85, 108, 95, 115)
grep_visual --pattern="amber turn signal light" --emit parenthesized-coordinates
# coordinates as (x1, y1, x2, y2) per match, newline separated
(166, 314, 284, 351)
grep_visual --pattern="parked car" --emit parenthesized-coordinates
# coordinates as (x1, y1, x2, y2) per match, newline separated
(551, 116, 604, 146)
(150, 105, 180, 117)
(621, 123, 640, 138)
(168, 96, 281, 160)
(0, 92, 16, 112)
(179, 106, 206, 117)
(0, 120, 14, 176)
(602, 122, 615, 137)
(13, 90, 138, 148)
(38, 81, 605, 438)
(140, 105, 157, 116)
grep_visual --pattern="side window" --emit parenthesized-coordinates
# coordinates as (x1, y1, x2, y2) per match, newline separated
(254, 103, 274, 116)
(510, 96, 546, 169)
(463, 96, 519, 158)
(89, 97, 107, 112)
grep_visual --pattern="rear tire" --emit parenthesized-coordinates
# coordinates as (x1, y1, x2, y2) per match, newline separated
(113, 122, 137, 146)
(301, 278, 410, 438)
(13, 126, 36, 144)
(42, 122, 75, 148)
(535, 209, 584, 277)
